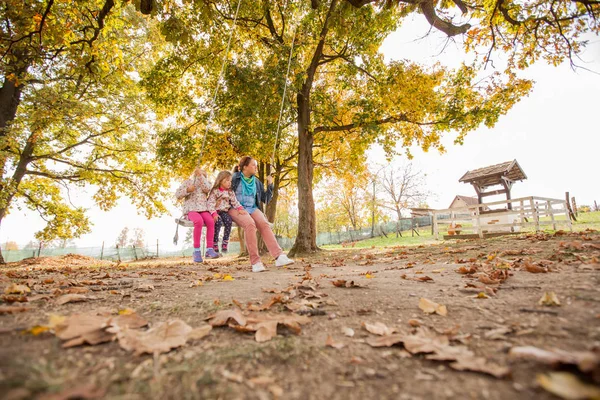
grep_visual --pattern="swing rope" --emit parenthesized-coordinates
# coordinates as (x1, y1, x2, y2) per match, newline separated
(197, 0, 243, 166)
(265, 23, 297, 210)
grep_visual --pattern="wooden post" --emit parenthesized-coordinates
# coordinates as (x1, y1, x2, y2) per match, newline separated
(571, 197, 578, 216)
(156, 239, 159, 258)
(411, 217, 414, 237)
(37, 242, 42, 258)
(519, 200, 525, 224)
(116, 245, 121, 262)
(565, 192, 577, 221)
(132, 245, 138, 260)
(100, 241, 104, 260)
(433, 212, 439, 240)
(476, 207, 483, 238)
(594, 200, 599, 212)
(532, 198, 540, 232)
(547, 200, 556, 231)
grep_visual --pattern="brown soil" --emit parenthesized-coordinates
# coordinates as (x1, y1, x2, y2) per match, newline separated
(1, 231, 599, 400)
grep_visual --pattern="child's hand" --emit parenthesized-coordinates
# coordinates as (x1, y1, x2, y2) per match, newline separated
(239, 209, 248, 215)
(213, 214, 219, 222)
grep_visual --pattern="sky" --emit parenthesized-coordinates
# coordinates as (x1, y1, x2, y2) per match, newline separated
(1, 15, 599, 250)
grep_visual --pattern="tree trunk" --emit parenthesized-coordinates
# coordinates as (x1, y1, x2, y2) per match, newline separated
(289, 93, 318, 256)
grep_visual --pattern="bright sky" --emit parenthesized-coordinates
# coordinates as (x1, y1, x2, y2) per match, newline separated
(2, 16, 599, 249)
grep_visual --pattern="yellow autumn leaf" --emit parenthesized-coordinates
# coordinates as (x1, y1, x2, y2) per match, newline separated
(365, 274, 373, 279)
(213, 273, 222, 279)
(119, 308, 135, 315)
(222, 275, 234, 281)
(23, 325, 50, 336)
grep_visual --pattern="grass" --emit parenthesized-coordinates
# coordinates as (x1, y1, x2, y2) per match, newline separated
(321, 228, 440, 250)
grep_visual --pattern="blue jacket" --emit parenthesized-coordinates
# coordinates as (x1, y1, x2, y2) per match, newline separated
(231, 172, 273, 209)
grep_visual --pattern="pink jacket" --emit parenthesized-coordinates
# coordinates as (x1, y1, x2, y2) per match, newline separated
(175, 175, 212, 215)
(207, 187, 243, 215)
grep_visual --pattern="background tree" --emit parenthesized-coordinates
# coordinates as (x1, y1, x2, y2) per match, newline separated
(3, 241, 18, 251)
(0, 0, 171, 264)
(379, 163, 428, 221)
(130, 228, 145, 249)
(183, 229, 193, 248)
(115, 227, 129, 248)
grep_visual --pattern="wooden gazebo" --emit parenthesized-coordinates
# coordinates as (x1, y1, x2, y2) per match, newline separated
(459, 160, 527, 210)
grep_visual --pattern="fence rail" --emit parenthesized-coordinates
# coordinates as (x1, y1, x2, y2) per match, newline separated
(431, 196, 572, 239)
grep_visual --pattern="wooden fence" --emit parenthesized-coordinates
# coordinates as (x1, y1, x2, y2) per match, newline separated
(431, 196, 572, 239)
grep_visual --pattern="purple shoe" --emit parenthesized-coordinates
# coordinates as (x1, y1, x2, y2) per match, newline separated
(205, 248, 219, 259)
(193, 250, 203, 263)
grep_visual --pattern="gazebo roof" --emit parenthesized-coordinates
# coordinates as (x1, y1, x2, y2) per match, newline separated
(459, 159, 527, 188)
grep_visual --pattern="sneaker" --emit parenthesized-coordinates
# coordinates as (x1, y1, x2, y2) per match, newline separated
(221, 245, 228, 253)
(193, 250, 203, 263)
(275, 254, 294, 267)
(252, 262, 266, 273)
(205, 248, 219, 259)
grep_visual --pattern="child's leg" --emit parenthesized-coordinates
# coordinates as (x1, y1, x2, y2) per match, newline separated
(199, 211, 215, 249)
(220, 211, 233, 251)
(187, 212, 204, 249)
(251, 209, 283, 259)
(213, 216, 223, 251)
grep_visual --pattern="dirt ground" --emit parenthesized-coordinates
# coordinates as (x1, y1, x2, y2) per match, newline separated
(1, 231, 599, 400)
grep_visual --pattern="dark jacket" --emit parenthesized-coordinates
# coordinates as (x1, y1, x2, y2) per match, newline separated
(231, 172, 273, 210)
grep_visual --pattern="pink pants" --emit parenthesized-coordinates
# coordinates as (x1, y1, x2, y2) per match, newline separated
(228, 209, 282, 265)
(188, 211, 214, 249)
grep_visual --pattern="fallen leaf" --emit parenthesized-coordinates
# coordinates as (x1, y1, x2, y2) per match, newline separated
(55, 294, 89, 305)
(366, 334, 405, 348)
(222, 274, 235, 281)
(450, 356, 510, 378)
(255, 321, 278, 343)
(117, 319, 193, 355)
(484, 327, 513, 340)
(419, 298, 448, 316)
(207, 309, 247, 327)
(325, 335, 345, 349)
(537, 372, 600, 400)
(363, 322, 396, 336)
(478, 275, 499, 285)
(0, 305, 30, 314)
(470, 292, 489, 299)
(509, 346, 600, 373)
(4, 283, 30, 295)
(365, 274, 374, 279)
(2, 295, 28, 303)
(24, 325, 51, 336)
(188, 325, 212, 340)
(408, 319, 422, 327)
(331, 280, 363, 288)
(539, 292, 561, 306)
(417, 276, 434, 282)
(456, 265, 478, 274)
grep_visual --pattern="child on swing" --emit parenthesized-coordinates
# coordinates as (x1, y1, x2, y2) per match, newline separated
(175, 167, 220, 262)
(207, 171, 246, 255)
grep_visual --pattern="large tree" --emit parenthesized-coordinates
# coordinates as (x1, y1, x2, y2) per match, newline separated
(0, 0, 170, 263)
(141, 0, 598, 255)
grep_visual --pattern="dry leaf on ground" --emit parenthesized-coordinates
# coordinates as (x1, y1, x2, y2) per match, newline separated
(419, 298, 448, 316)
(4, 283, 30, 295)
(207, 309, 247, 327)
(536, 372, 600, 400)
(362, 322, 396, 336)
(450, 356, 510, 378)
(188, 325, 213, 340)
(331, 280, 363, 288)
(342, 327, 355, 337)
(509, 346, 600, 373)
(255, 321, 278, 343)
(117, 319, 193, 355)
(366, 334, 405, 348)
(55, 294, 90, 305)
(539, 292, 561, 306)
(0, 305, 30, 314)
